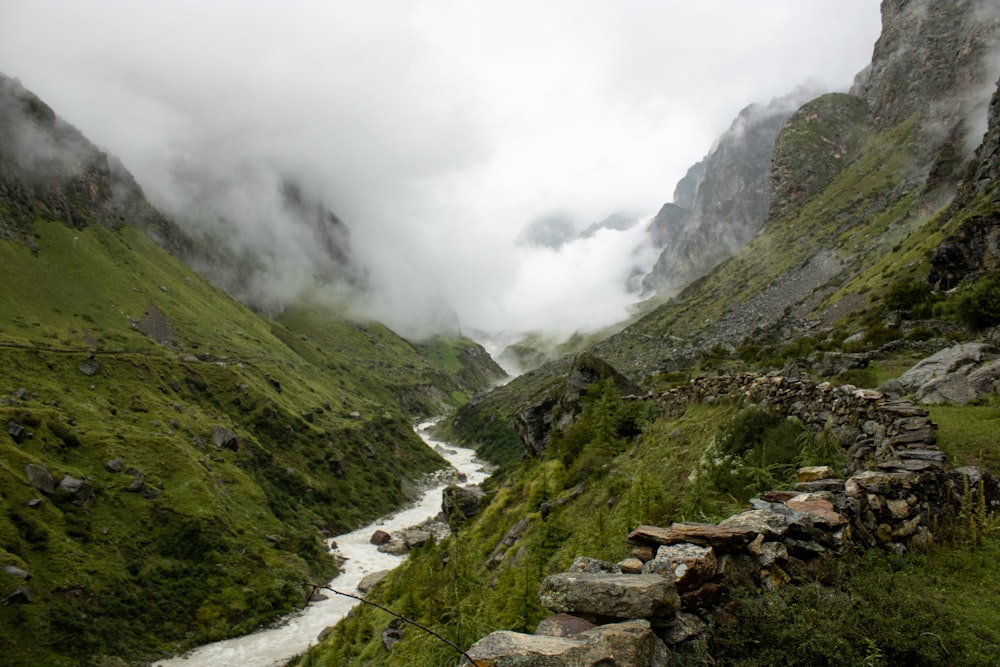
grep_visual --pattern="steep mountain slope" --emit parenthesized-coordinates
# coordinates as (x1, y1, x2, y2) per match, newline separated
(0, 75, 504, 666)
(303, 3, 1000, 665)
(641, 87, 820, 296)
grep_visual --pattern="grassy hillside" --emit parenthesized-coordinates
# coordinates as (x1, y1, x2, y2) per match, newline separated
(300, 86, 1000, 665)
(0, 212, 499, 665)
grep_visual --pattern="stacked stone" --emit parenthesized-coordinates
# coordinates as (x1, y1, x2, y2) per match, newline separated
(648, 373, 947, 475)
(468, 376, 996, 665)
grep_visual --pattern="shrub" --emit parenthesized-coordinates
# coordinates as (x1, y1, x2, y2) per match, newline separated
(885, 278, 935, 318)
(954, 270, 1000, 330)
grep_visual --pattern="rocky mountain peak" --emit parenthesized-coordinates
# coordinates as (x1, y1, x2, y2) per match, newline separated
(641, 86, 822, 296)
(861, 0, 1000, 164)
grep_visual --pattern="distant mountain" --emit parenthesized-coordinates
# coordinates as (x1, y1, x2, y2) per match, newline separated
(641, 85, 823, 296)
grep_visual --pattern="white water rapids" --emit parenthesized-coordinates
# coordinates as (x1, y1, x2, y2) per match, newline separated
(155, 421, 491, 667)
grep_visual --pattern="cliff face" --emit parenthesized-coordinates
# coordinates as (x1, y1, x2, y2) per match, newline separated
(643, 1, 1000, 301)
(642, 89, 819, 296)
(0, 73, 189, 255)
(929, 76, 1000, 287)
(860, 0, 1000, 164)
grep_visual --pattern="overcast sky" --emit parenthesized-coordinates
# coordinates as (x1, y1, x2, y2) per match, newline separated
(0, 1, 882, 344)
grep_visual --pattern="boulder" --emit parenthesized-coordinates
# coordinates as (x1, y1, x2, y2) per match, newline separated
(403, 530, 431, 549)
(211, 425, 240, 451)
(369, 530, 392, 546)
(538, 572, 679, 620)
(24, 464, 54, 494)
(442, 484, 484, 521)
(464, 620, 669, 667)
(78, 359, 101, 377)
(7, 421, 30, 444)
(892, 343, 998, 403)
(2, 565, 31, 580)
(916, 373, 978, 405)
(58, 475, 95, 507)
(104, 459, 124, 473)
(2, 586, 32, 605)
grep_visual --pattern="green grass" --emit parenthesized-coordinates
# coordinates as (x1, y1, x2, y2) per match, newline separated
(0, 215, 502, 666)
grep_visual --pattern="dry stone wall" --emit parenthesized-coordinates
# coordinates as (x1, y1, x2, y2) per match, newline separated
(464, 373, 998, 667)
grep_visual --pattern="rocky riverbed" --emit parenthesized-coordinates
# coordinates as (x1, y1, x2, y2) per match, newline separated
(153, 421, 490, 667)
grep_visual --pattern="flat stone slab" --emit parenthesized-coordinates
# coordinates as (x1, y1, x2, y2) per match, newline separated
(538, 572, 679, 619)
(628, 523, 759, 551)
(465, 620, 669, 667)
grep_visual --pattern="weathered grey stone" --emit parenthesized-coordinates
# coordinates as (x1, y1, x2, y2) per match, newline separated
(442, 484, 484, 521)
(24, 464, 54, 494)
(381, 626, 404, 651)
(968, 360, 1000, 394)
(916, 373, 978, 405)
(78, 359, 101, 376)
(124, 472, 145, 492)
(104, 459, 124, 473)
(642, 543, 717, 593)
(628, 523, 759, 551)
(895, 343, 996, 393)
(7, 421, 29, 443)
(567, 557, 621, 575)
(538, 572, 679, 620)
(211, 425, 240, 451)
(660, 611, 708, 645)
(357, 570, 390, 593)
(718, 509, 789, 538)
(464, 620, 669, 667)
(2, 565, 30, 580)
(535, 613, 596, 638)
(403, 530, 431, 549)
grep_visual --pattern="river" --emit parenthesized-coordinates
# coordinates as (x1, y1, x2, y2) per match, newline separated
(154, 421, 491, 667)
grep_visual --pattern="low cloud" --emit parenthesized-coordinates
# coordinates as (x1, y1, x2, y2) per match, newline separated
(0, 1, 882, 341)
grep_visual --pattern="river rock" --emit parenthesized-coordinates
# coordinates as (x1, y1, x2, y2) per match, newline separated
(464, 619, 669, 667)
(403, 530, 431, 549)
(357, 570, 390, 593)
(369, 530, 392, 545)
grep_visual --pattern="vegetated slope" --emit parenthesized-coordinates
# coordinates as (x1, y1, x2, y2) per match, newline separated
(305, 5, 1000, 666)
(0, 75, 502, 666)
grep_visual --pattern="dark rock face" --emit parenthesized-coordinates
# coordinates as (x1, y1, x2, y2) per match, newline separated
(513, 353, 639, 458)
(642, 87, 821, 296)
(0, 73, 191, 255)
(861, 0, 1000, 164)
(768, 94, 871, 220)
(930, 77, 1000, 289)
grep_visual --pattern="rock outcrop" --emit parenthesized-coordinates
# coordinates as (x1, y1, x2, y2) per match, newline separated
(642, 87, 821, 296)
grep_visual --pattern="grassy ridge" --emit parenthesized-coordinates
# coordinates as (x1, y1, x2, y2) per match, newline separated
(0, 214, 497, 665)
